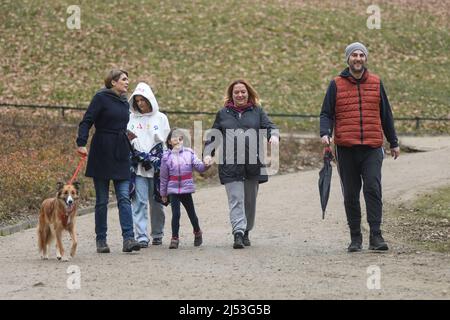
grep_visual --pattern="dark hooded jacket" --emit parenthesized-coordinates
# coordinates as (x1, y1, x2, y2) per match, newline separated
(204, 105, 278, 185)
(76, 88, 131, 180)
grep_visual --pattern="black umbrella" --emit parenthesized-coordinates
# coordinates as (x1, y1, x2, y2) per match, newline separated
(318, 146, 334, 219)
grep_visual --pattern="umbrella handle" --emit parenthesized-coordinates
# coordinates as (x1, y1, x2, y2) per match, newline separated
(323, 146, 335, 161)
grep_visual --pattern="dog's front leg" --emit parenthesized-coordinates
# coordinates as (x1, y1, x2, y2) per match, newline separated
(69, 225, 78, 258)
(40, 229, 49, 260)
(41, 244, 49, 260)
(55, 229, 68, 261)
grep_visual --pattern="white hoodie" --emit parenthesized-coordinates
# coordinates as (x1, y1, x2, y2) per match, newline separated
(127, 82, 170, 178)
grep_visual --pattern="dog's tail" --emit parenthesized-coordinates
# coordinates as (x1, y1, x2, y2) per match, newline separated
(37, 206, 52, 252)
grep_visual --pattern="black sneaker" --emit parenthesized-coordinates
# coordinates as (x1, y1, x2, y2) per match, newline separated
(123, 238, 141, 252)
(139, 241, 149, 248)
(96, 240, 110, 253)
(233, 232, 244, 249)
(194, 230, 203, 247)
(243, 230, 251, 246)
(369, 231, 389, 251)
(152, 238, 162, 245)
(347, 232, 362, 252)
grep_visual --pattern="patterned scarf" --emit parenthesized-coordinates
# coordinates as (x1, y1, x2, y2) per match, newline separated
(225, 101, 254, 113)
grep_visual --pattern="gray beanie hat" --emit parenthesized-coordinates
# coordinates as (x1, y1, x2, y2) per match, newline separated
(345, 42, 368, 64)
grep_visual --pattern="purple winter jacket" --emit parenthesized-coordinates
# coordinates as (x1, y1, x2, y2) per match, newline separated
(160, 147, 207, 196)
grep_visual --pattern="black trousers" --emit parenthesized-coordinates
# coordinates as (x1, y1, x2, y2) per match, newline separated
(170, 193, 201, 238)
(336, 145, 384, 233)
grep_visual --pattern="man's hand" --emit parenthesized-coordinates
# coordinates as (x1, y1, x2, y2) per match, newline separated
(390, 147, 400, 160)
(321, 135, 332, 145)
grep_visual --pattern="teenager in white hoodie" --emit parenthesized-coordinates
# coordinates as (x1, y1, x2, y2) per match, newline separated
(127, 82, 171, 247)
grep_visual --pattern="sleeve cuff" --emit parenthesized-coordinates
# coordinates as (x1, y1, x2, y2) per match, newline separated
(389, 141, 399, 149)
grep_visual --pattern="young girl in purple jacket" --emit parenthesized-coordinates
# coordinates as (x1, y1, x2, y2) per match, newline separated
(160, 128, 210, 249)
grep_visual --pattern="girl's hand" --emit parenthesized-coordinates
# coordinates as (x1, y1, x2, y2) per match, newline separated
(204, 155, 212, 166)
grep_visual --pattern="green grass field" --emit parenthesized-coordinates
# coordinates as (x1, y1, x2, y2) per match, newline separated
(0, 0, 449, 221)
(1, 0, 449, 132)
(387, 185, 450, 253)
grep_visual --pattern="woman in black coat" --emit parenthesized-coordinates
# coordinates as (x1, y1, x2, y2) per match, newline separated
(76, 69, 140, 254)
(204, 79, 279, 249)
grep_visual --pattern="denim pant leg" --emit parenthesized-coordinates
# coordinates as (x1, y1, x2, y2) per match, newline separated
(93, 178, 109, 241)
(148, 178, 165, 239)
(132, 176, 150, 243)
(170, 195, 182, 238)
(113, 179, 135, 240)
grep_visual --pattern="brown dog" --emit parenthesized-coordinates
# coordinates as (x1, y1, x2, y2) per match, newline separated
(37, 182, 80, 261)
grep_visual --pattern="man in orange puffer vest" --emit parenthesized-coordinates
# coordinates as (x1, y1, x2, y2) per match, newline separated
(320, 42, 400, 253)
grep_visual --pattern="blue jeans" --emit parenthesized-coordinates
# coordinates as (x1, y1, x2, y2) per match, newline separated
(170, 193, 200, 238)
(132, 176, 165, 243)
(93, 178, 135, 241)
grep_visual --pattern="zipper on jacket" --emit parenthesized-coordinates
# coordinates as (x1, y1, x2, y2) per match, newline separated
(357, 82, 363, 144)
(177, 152, 181, 194)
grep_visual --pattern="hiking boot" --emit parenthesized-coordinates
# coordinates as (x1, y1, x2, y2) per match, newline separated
(169, 237, 179, 249)
(96, 240, 110, 253)
(369, 231, 389, 251)
(243, 230, 251, 246)
(233, 232, 244, 249)
(347, 232, 362, 252)
(139, 241, 149, 248)
(122, 238, 141, 252)
(152, 238, 162, 245)
(194, 230, 203, 247)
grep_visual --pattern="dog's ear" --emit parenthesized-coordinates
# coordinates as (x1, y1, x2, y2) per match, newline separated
(56, 182, 64, 192)
(56, 182, 65, 197)
(72, 181, 81, 192)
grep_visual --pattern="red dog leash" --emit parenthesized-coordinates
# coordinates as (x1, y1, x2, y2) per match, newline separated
(68, 154, 87, 185)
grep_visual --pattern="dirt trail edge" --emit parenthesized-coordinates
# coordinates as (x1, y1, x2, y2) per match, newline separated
(1, 137, 449, 299)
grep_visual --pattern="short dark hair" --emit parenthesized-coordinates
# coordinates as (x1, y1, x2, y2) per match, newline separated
(104, 69, 128, 89)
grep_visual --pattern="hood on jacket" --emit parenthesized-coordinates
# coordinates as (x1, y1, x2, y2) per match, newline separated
(339, 67, 369, 83)
(97, 87, 128, 103)
(128, 82, 160, 116)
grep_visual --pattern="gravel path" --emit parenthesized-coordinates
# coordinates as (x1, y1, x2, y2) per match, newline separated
(1, 137, 449, 299)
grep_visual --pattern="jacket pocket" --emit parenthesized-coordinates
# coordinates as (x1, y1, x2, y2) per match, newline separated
(115, 132, 131, 161)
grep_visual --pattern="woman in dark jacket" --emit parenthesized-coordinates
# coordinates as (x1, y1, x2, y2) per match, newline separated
(76, 69, 140, 254)
(204, 79, 279, 249)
